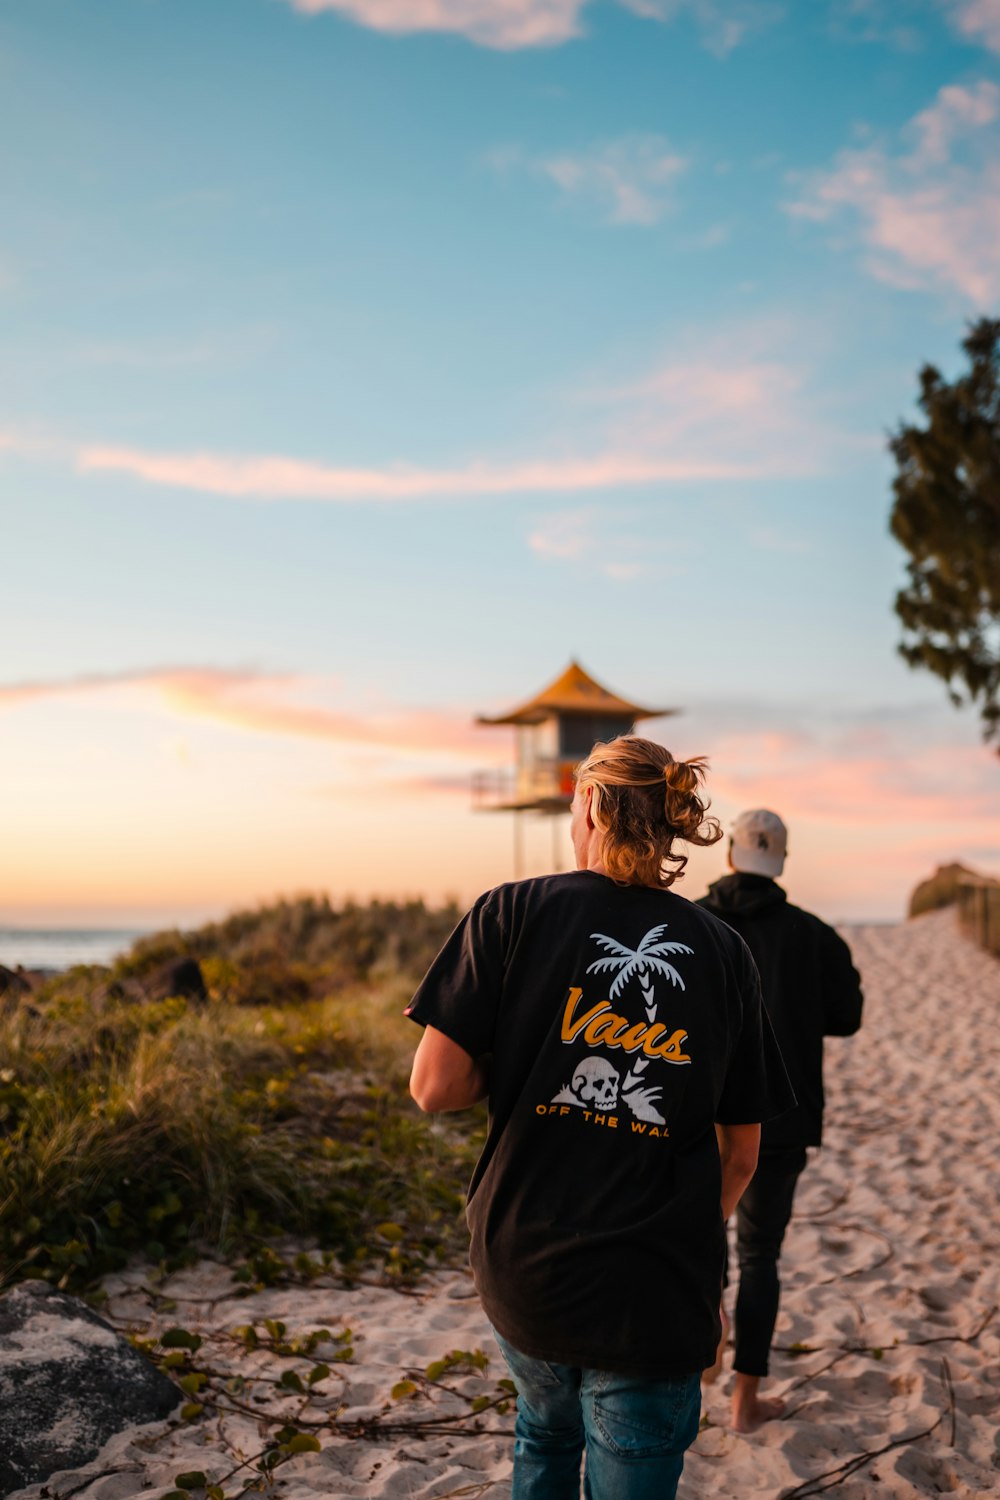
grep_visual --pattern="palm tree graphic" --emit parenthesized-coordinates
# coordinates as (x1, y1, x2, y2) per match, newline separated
(586, 924, 692, 1018)
(586, 924, 693, 1121)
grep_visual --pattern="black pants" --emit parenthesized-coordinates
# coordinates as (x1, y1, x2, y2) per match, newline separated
(733, 1146, 808, 1378)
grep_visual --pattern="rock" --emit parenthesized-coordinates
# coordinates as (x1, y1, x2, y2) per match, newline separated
(0, 1282, 179, 1496)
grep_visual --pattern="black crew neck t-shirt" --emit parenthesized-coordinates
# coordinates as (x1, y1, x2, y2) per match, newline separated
(406, 870, 793, 1378)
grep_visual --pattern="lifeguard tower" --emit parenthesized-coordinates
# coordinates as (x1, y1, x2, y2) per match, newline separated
(473, 660, 675, 872)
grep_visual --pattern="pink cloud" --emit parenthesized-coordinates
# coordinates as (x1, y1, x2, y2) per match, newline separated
(285, 0, 586, 48)
(788, 81, 1000, 303)
(76, 444, 802, 502)
(619, 0, 783, 56)
(909, 80, 999, 165)
(537, 135, 687, 224)
(0, 667, 498, 759)
(526, 505, 692, 579)
(947, 0, 1000, 53)
(706, 726, 997, 826)
(593, 327, 859, 477)
(281, 0, 781, 52)
(78, 327, 847, 508)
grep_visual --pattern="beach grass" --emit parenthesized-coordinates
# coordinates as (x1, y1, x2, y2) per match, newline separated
(0, 898, 481, 1294)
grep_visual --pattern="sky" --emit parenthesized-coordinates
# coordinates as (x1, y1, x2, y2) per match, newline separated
(2, 0, 998, 928)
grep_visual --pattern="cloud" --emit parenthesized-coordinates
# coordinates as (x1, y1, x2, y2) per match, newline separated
(281, 0, 781, 50)
(0, 667, 497, 760)
(945, 0, 1000, 53)
(536, 136, 687, 225)
(686, 700, 999, 829)
(527, 506, 667, 578)
(592, 324, 854, 477)
(908, 79, 1000, 165)
(825, 0, 925, 52)
(76, 442, 805, 503)
(284, 0, 586, 48)
(76, 319, 851, 506)
(787, 80, 1000, 302)
(2, 320, 845, 511)
(619, 0, 783, 56)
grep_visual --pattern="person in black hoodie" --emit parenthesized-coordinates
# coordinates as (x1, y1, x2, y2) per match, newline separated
(698, 808, 863, 1432)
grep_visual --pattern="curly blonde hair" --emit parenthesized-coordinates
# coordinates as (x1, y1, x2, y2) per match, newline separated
(575, 735, 722, 890)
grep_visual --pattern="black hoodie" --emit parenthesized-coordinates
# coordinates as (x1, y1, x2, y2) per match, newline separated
(698, 873, 863, 1147)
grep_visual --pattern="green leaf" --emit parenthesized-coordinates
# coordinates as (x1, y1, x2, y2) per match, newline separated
(179, 1402, 204, 1421)
(284, 1434, 321, 1454)
(264, 1318, 287, 1340)
(175, 1473, 208, 1491)
(497, 1378, 517, 1394)
(871, 1347, 884, 1360)
(179, 1372, 208, 1395)
(391, 1379, 417, 1400)
(424, 1359, 447, 1382)
(207, 1488, 225, 1500)
(161, 1327, 202, 1351)
(307, 1363, 330, 1385)
(279, 1369, 305, 1393)
(333, 1345, 354, 1362)
(374, 1221, 404, 1242)
(470, 1396, 490, 1413)
(232, 1323, 258, 1350)
(161, 1350, 188, 1368)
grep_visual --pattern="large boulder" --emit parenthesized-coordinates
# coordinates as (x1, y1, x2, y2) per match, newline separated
(0, 1281, 179, 1496)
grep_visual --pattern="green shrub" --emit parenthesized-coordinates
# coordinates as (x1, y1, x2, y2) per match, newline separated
(0, 898, 479, 1293)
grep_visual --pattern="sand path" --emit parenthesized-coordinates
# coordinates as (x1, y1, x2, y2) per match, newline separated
(11, 909, 1000, 1500)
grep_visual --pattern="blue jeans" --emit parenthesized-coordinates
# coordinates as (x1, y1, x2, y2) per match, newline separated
(493, 1330, 701, 1500)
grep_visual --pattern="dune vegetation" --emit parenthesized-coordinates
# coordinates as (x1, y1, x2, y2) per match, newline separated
(0, 897, 483, 1295)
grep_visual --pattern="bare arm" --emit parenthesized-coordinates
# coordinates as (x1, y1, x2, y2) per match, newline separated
(717, 1122, 760, 1219)
(409, 1025, 489, 1113)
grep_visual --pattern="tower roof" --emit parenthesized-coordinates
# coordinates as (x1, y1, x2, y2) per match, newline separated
(477, 660, 675, 726)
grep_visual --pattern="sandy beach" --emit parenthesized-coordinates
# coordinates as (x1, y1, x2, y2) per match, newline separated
(11, 907, 1000, 1500)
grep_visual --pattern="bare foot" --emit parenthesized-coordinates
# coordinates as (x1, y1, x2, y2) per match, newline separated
(702, 1303, 730, 1385)
(732, 1393, 785, 1432)
(731, 1373, 785, 1432)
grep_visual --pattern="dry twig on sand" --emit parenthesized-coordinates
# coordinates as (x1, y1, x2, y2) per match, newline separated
(778, 1359, 956, 1498)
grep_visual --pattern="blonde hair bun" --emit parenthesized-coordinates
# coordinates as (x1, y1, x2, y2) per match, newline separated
(576, 735, 722, 889)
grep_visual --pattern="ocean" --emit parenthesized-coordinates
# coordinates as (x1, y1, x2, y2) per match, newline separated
(0, 929, 148, 972)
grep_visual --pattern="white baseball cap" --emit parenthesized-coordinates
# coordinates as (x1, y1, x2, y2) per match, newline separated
(731, 809, 788, 877)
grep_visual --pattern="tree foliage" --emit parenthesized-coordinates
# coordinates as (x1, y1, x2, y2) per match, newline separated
(889, 318, 1000, 747)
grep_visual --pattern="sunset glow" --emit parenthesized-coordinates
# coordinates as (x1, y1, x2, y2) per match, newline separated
(2, 0, 998, 931)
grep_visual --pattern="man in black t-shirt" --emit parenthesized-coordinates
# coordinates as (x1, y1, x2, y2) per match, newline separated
(407, 738, 793, 1500)
(698, 808, 863, 1433)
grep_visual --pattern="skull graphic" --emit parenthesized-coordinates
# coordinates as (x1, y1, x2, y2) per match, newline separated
(569, 1056, 620, 1111)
